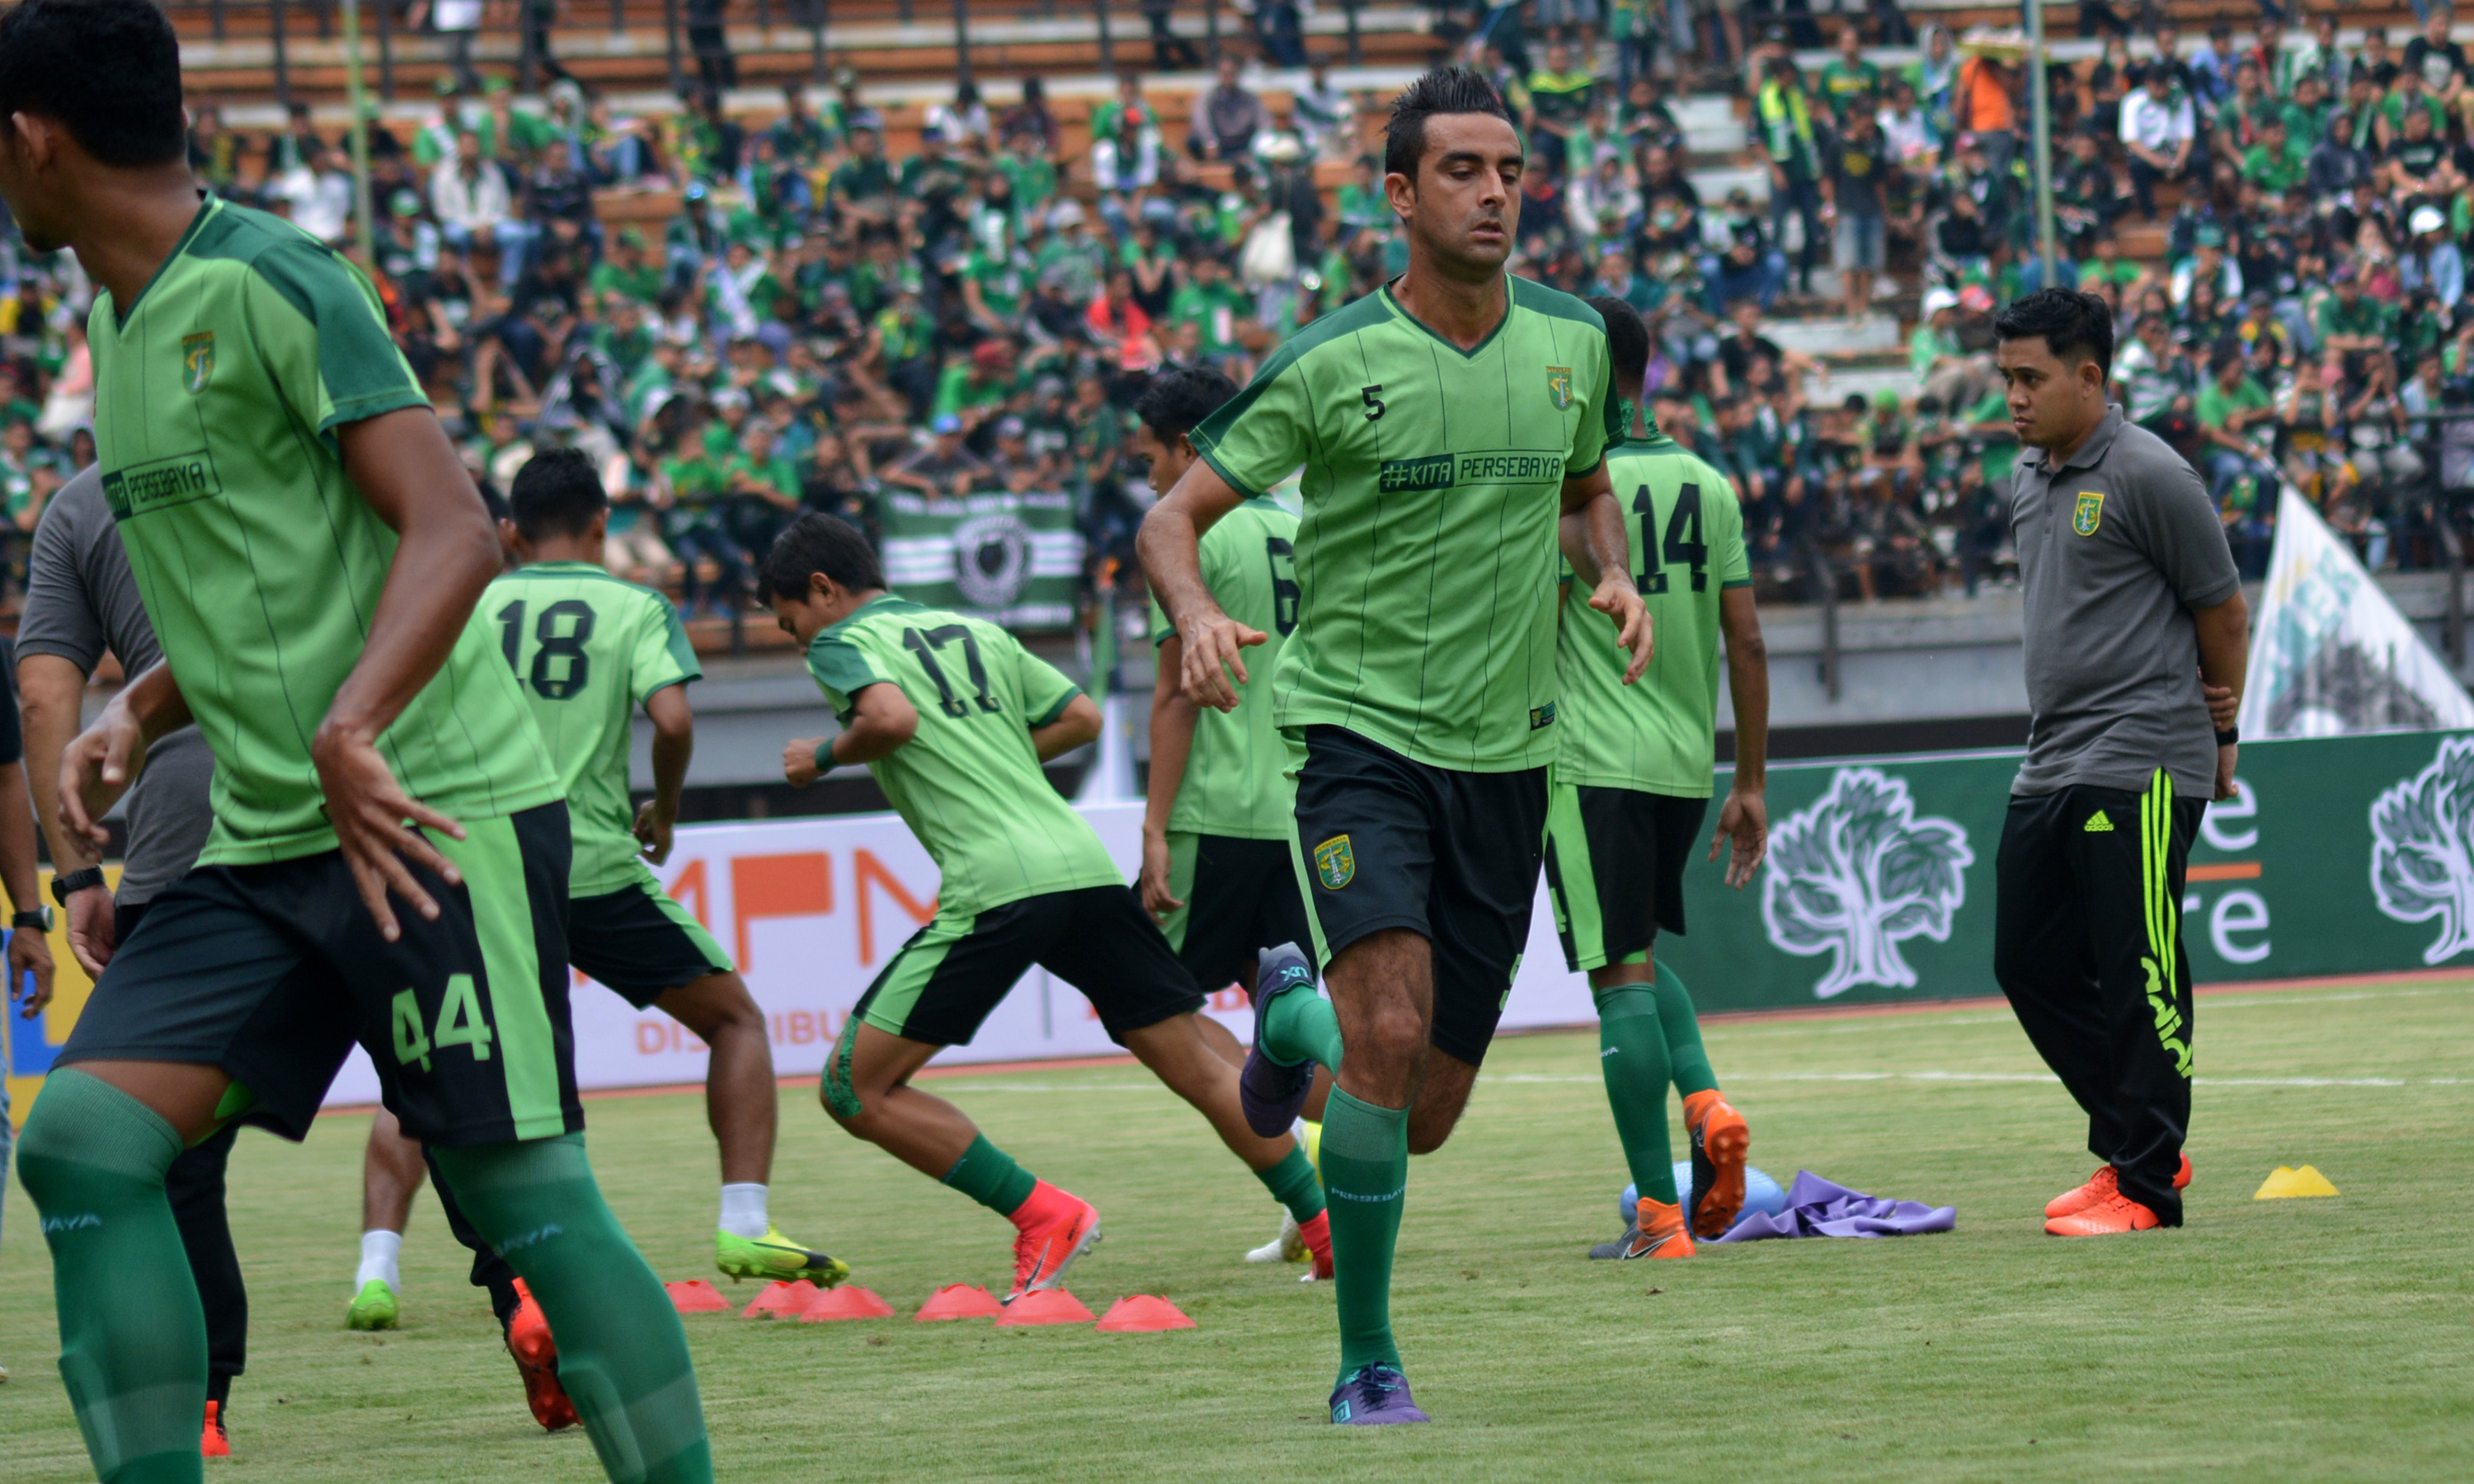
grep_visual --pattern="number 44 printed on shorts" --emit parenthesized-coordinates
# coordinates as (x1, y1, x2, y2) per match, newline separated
(392, 974, 496, 1071)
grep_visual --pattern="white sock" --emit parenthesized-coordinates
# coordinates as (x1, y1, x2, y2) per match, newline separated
(718, 1183, 770, 1239)
(356, 1229, 403, 1293)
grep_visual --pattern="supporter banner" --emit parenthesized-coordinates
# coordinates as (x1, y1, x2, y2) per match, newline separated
(2241, 485, 2474, 738)
(877, 490, 1084, 631)
(8, 730, 2472, 1121)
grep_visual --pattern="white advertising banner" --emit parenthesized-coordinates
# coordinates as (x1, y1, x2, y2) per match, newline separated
(323, 801, 1599, 1105)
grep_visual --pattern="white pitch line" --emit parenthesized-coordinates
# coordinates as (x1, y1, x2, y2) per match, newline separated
(1481, 1072, 2472, 1087)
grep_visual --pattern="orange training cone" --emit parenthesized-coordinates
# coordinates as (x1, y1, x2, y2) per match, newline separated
(666, 1280, 731, 1313)
(995, 1289, 1095, 1327)
(1096, 1295, 1196, 1332)
(800, 1284, 896, 1322)
(915, 1284, 1006, 1321)
(741, 1280, 821, 1317)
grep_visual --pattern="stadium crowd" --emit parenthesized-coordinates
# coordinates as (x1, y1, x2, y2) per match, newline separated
(0, 7, 2460, 617)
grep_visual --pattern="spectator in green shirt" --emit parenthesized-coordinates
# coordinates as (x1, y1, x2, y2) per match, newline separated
(589, 228, 665, 307)
(1336, 153, 1390, 235)
(2240, 115, 2311, 195)
(1165, 252, 1252, 364)
(1525, 42, 1598, 177)
(1818, 24, 1882, 124)
(2316, 265, 2396, 394)
(723, 420, 803, 552)
(933, 340, 1017, 433)
(829, 124, 898, 228)
(2195, 347, 2278, 500)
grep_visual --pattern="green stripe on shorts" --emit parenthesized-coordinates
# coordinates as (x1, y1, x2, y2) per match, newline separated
(442, 814, 567, 1139)
(1282, 829, 1332, 970)
(1545, 779, 1610, 970)
(857, 910, 976, 1039)
(1156, 832, 1200, 954)
(636, 872, 734, 974)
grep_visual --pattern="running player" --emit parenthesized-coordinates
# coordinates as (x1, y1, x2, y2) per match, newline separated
(1140, 66, 1649, 1425)
(1549, 298, 1769, 1261)
(0, 5, 708, 1480)
(346, 448, 847, 1336)
(764, 514, 1324, 1302)
(1131, 368, 1333, 1281)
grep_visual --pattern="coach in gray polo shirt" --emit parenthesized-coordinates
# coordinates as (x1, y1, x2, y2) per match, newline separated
(1988, 289, 2249, 1239)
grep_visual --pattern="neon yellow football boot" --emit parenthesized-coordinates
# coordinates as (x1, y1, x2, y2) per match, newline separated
(715, 1227, 849, 1286)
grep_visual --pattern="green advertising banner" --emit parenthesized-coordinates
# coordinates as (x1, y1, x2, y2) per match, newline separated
(877, 491, 1084, 630)
(1657, 730, 2474, 1013)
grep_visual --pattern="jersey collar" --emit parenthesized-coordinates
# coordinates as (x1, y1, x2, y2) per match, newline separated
(111, 193, 222, 336)
(826, 590, 924, 634)
(1379, 277, 1512, 360)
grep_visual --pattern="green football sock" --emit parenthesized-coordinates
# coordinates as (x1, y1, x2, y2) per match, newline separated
(1259, 987, 1345, 1071)
(1319, 1086, 1407, 1383)
(12, 1068, 205, 1484)
(941, 1134, 1039, 1217)
(1595, 984, 1680, 1205)
(430, 1135, 711, 1484)
(1653, 960, 1719, 1097)
(1253, 1143, 1327, 1223)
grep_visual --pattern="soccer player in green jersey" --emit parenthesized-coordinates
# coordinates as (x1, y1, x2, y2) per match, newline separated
(1139, 67, 1653, 1425)
(762, 514, 1324, 1303)
(0, 5, 708, 1481)
(1130, 368, 1334, 1281)
(1550, 298, 1771, 1261)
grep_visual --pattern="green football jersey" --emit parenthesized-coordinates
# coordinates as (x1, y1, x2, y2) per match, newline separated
(1555, 433, 1751, 796)
(483, 561, 702, 895)
(91, 196, 559, 865)
(1189, 278, 1620, 773)
(806, 594, 1119, 914)
(1148, 495, 1300, 838)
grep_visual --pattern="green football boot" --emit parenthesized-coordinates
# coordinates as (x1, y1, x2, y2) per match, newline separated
(346, 1279, 400, 1331)
(716, 1228, 849, 1287)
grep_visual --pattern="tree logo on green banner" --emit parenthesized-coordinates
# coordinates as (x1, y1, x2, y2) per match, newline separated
(1761, 768, 1975, 998)
(2369, 735, 2474, 963)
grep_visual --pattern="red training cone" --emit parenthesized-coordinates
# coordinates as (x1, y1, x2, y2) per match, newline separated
(1096, 1295, 1196, 1332)
(800, 1284, 896, 1322)
(995, 1288, 1095, 1327)
(666, 1280, 730, 1314)
(914, 1284, 1005, 1322)
(741, 1280, 821, 1318)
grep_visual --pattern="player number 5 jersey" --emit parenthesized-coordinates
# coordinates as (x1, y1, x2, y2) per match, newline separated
(1556, 434, 1750, 796)
(483, 561, 702, 895)
(1189, 278, 1620, 773)
(806, 594, 1121, 916)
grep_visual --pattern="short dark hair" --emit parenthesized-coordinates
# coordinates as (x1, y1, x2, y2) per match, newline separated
(1993, 288, 2115, 378)
(1384, 65, 1517, 181)
(1585, 294, 1649, 396)
(0, 0, 186, 168)
(508, 448, 608, 542)
(1134, 365, 1238, 444)
(760, 512, 884, 600)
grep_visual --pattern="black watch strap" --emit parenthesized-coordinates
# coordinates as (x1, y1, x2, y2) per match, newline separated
(51, 866, 106, 905)
(12, 907, 50, 931)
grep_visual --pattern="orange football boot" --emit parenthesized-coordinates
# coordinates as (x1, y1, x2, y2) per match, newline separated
(1681, 1090, 1751, 1239)
(1297, 1209, 1335, 1280)
(200, 1400, 230, 1458)
(1591, 1196, 1697, 1259)
(1005, 1181, 1102, 1303)
(2044, 1190, 2163, 1236)
(506, 1279, 580, 1431)
(2046, 1153, 2191, 1219)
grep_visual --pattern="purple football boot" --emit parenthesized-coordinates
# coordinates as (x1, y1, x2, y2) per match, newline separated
(1239, 942, 1319, 1139)
(1329, 1365, 1430, 1425)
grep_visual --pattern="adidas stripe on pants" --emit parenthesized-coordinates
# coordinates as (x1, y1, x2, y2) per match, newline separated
(1992, 772, 2204, 1224)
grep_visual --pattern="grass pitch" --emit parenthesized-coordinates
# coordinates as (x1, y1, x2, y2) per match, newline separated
(6, 976, 2474, 1482)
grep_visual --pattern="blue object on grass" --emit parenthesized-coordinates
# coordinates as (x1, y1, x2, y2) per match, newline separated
(1620, 1164, 1790, 1231)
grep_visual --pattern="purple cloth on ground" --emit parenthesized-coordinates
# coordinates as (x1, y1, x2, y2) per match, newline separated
(1710, 1171, 1956, 1241)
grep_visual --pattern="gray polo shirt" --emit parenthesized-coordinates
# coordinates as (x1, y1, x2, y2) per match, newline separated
(16, 466, 214, 907)
(2011, 404, 2241, 801)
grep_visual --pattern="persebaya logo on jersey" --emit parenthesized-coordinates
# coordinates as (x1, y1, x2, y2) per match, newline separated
(2072, 488, 2105, 537)
(1314, 834, 1356, 890)
(181, 331, 214, 393)
(1545, 365, 1575, 411)
(100, 451, 223, 520)
(1378, 450, 1564, 492)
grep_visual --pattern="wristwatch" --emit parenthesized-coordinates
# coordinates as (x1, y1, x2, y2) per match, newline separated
(51, 866, 106, 905)
(12, 906, 53, 932)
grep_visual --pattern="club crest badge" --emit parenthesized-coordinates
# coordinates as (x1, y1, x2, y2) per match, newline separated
(1314, 834, 1355, 890)
(182, 332, 214, 393)
(2072, 488, 2104, 537)
(1545, 365, 1574, 411)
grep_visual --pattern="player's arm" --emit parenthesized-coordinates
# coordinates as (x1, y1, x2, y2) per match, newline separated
(1711, 587, 1771, 890)
(1029, 693, 1103, 761)
(2194, 592, 2249, 802)
(635, 683, 691, 866)
(1559, 463, 1653, 683)
(59, 657, 191, 853)
(18, 651, 105, 985)
(783, 681, 918, 786)
(0, 726, 51, 1017)
(312, 406, 509, 941)
(1141, 635, 1199, 918)
(1140, 458, 1258, 711)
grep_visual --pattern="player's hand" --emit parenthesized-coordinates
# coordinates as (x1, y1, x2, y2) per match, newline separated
(63, 883, 117, 981)
(59, 701, 149, 849)
(7, 918, 53, 1019)
(1178, 608, 1268, 712)
(633, 800, 677, 865)
(1710, 787, 1769, 890)
(1590, 574, 1653, 684)
(2202, 679, 2239, 731)
(1138, 829, 1185, 919)
(784, 735, 827, 787)
(2216, 743, 2239, 803)
(311, 726, 467, 945)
